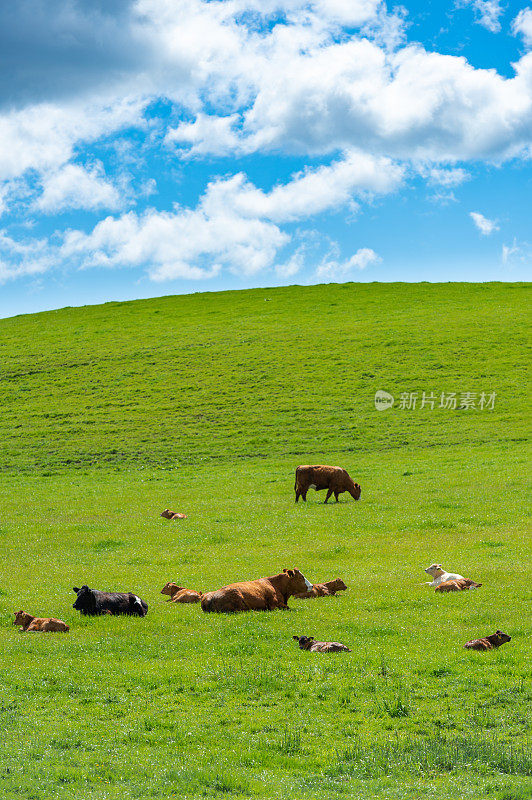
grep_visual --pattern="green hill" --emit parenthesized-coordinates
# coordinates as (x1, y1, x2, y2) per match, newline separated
(1, 282, 529, 473)
(0, 282, 530, 800)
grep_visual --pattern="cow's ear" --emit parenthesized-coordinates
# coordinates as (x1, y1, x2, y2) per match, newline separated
(293, 635, 299, 640)
(73, 587, 79, 593)
(286, 569, 294, 577)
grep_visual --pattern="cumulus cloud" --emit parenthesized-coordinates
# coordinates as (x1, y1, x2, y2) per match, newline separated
(201, 151, 404, 223)
(58, 153, 399, 280)
(470, 211, 499, 235)
(513, 8, 532, 47)
(0, 97, 144, 183)
(316, 247, 381, 279)
(457, 1, 503, 33)
(35, 163, 121, 213)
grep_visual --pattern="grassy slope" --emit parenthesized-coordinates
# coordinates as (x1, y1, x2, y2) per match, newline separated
(0, 283, 530, 800)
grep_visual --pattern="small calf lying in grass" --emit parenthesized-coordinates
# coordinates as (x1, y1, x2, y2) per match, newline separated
(293, 635, 350, 653)
(435, 578, 482, 592)
(14, 610, 69, 632)
(294, 577, 348, 599)
(160, 582, 202, 603)
(424, 564, 465, 587)
(464, 630, 511, 651)
(160, 509, 187, 520)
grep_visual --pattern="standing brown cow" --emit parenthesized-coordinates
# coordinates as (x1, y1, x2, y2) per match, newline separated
(294, 465, 361, 503)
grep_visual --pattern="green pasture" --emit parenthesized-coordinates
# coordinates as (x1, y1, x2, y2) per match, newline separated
(0, 282, 530, 799)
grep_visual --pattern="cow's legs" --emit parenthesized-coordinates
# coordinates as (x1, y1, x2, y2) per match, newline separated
(295, 489, 300, 503)
(334, 491, 339, 502)
(324, 488, 333, 503)
(301, 490, 308, 502)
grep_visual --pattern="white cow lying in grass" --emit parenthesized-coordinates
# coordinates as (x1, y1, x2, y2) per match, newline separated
(424, 563, 465, 587)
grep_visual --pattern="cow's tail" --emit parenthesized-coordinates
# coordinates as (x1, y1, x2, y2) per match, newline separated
(294, 466, 300, 492)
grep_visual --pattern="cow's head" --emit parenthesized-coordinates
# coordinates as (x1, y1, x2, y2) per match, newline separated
(351, 482, 361, 500)
(72, 585, 96, 612)
(425, 564, 444, 578)
(283, 568, 312, 595)
(161, 582, 183, 596)
(330, 578, 348, 592)
(160, 509, 173, 519)
(13, 610, 30, 626)
(492, 630, 511, 645)
(293, 635, 314, 650)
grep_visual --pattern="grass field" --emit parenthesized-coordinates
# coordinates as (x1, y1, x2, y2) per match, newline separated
(0, 282, 530, 800)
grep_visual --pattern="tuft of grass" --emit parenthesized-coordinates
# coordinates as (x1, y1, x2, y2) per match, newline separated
(333, 734, 532, 778)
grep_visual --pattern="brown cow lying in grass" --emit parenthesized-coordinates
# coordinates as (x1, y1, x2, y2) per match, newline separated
(293, 635, 351, 653)
(294, 577, 348, 599)
(464, 630, 511, 651)
(160, 582, 202, 603)
(14, 610, 69, 632)
(201, 568, 311, 613)
(294, 465, 361, 503)
(160, 509, 187, 520)
(435, 578, 482, 592)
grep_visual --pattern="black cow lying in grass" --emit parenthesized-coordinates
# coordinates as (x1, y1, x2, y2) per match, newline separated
(72, 585, 148, 617)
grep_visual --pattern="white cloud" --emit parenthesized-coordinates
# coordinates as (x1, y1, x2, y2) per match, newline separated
(457, 1, 503, 33)
(513, 8, 532, 47)
(202, 151, 404, 223)
(420, 166, 470, 187)
(58, 152, 400, 280)
(316, 247, 381, 279)
(0, 97, 144, 183)
(35, 163, 121, 213)
(502, 239, 520, 263)
(0, 232, 55, 283)
(166, 114, 241, 157)
(61, 203, 289, 281)
(470, 211, 499, 235)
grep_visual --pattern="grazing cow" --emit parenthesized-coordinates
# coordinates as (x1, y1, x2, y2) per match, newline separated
(294, 577, 348, 599)
(435, 578, 482, 592)
(160, 582, 202, 604)
(293, 635, 351, 653)
(13, 610, 69, 632)
(72, 585, 148, 617)
(464, 630, 511, 651)
(201, 568, 311, 613)
(160, 509, 187, 520)
(294, 465, 361, 503)
(424, 564, 465, 587)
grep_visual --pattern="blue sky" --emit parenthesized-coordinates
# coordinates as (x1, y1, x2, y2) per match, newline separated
(0, 0, 531, 317)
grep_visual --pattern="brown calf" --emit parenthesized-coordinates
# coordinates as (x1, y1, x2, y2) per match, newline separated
(435, 578, 482, 592)
(293, 635, 351, 653)
(160, 582, 202, 603)
(294, 465, 361, 503)
(14, 610, 69, 633)
(160, 509, 187, 520)
(294, 577, 348, 599)
(464, 630, 511, 651)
